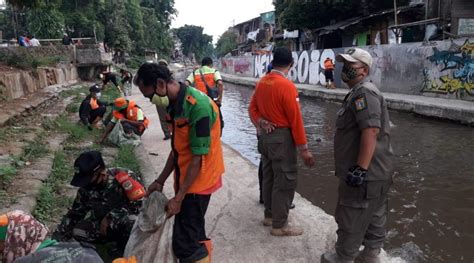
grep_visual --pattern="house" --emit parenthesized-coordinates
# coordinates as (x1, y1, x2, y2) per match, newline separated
(233, 11, 275, 54)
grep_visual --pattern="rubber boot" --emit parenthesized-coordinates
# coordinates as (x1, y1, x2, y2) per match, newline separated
(354, 248, 381, 263)
(320, 252, 354, 263)
(200, 239, 213, 262)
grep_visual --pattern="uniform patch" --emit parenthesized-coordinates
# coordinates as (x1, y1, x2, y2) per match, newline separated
(354, 96, 367, 111)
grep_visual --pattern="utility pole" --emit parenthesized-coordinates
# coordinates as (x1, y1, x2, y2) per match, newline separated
(393, 0, 400, 43)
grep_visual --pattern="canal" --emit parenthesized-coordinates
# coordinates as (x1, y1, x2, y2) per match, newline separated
(220, 82, 474, 263)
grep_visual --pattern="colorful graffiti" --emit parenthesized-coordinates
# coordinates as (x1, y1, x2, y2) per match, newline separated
(422, 40, 474, 96)
(254, 49, 337, 85)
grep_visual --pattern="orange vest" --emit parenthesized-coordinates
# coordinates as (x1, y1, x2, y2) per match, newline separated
(324, 59, 334, 70)
(90, 97, 99, 110)
(172, 96, 224, 194)
(113, 100, 150, 128)
(193, 71, 217, 95)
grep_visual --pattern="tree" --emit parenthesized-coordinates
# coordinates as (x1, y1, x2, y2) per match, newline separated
(174, 25, 214, 62)
(215, 29, 238, 57)
(126, 0, 145, 53)
(104, 0, 131, 51)
(26, 7, 64, 38)
(274, 0, 410, 31)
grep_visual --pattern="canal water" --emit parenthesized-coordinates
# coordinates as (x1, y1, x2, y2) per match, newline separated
(220, 82, 474, 263)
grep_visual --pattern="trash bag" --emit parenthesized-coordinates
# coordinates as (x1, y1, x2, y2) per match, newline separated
(14, 241, 103, 263)
(123, 191, 176, 263)
(107, 119, 141, 147)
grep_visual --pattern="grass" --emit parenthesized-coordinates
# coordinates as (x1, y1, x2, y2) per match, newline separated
(0, 165, 17, 189)
(113, 144, 141, 175)
(34, 151, 74, 222)
(0, 52, 66, 70)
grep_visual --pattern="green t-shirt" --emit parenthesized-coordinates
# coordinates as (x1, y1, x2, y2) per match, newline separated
(172, 85, 217, 155)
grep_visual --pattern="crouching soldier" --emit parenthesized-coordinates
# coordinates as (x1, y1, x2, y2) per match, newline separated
(52, 151, 145, 255)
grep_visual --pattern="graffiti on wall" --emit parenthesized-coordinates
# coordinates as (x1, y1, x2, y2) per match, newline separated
(254, 49, 338, 85)
(233, 57, 252, 75)
(422, 39, 474, 96)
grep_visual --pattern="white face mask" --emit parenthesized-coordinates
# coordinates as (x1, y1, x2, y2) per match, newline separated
(96, 92, 101, 98)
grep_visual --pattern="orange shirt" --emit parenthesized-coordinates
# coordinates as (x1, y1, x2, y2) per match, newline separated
(249, 72, 308, 146)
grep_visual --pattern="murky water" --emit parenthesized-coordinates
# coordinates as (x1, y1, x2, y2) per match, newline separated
(220, 82, 474, 263)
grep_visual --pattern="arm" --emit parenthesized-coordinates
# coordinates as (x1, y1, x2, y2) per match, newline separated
(79, 100, 91, 126)
(99, 122, 115, 143)
(185, 72, 194, 86)
(147, 150, 175, 195)
(216, 80, 224, 105)
(357, 128, 380, 169)
(166, 155, 202, 217)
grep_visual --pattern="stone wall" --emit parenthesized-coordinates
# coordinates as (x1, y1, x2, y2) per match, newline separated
(218, 38, 474, 101)
(0, 46, 75, 63)
(0, 64, 78, 100)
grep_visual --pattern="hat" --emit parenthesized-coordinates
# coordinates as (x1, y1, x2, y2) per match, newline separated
(89, 85, 100, 93)
(113, 97, 128, 111)
(336, 48, 373, 69)
(71, 151, 105, 187)
(272, 47, 293, 67)
(157, 59, 168, 66)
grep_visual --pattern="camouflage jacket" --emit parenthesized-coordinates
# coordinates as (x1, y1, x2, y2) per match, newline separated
(55, 168, 143, 237)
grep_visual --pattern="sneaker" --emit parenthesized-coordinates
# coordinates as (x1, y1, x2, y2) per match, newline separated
(270, 224, 303, 236)
(163, 135, 171, 140)
(262, 217, 272, 227)
(354, 248, 380, 263)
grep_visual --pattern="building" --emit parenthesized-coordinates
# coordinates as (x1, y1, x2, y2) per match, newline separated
(233, 11, 275, 54)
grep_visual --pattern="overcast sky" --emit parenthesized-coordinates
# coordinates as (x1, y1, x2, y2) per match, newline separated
(171, 0, 274, 44)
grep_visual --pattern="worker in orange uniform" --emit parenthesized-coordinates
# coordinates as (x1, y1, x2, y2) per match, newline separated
(79, 84, 107, 130)
(186, 57, 224, 133)
(249, 47, 315, 236)
(324, 57, 336, 89)
(98, 97, 149, 143)
(134, 63, 224, 263)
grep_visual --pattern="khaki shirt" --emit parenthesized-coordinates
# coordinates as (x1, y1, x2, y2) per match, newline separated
(334, 79, 393, 181)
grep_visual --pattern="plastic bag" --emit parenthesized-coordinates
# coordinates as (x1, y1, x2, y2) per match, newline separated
(123, 192, 176, 263)
(107, 119, 141, 147)
(14, 241, 103, 263)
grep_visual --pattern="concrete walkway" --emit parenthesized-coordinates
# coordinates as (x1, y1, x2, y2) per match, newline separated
(222, 73, 474, 125)
(128, 82, 404, 262)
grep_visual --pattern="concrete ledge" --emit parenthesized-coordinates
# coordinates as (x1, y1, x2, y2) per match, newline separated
(222, 73, 474, 125)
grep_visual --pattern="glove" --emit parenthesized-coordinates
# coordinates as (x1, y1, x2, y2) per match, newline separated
(346, 165, 367, 187)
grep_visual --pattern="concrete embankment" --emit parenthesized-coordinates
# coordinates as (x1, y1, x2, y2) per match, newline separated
(222, 73, 474, 125)
(128, 81, 405, 262)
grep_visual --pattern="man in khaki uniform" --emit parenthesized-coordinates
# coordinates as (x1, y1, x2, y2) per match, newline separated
(321, 48, 393, 263)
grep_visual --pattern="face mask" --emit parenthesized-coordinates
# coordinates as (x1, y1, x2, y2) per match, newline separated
(151, 93, 169, 107)
(341, 64, 360, 82)
(96, 92, 101, 98)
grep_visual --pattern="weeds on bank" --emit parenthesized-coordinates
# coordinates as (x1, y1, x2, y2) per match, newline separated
(34, 151, 74, 222)
(113, 144, 141, 175)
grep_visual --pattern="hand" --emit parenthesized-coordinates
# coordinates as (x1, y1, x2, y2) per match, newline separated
(165, 196, 183, 218)
(346, 165, 367, 187)
(100, 217, 109, 236)
(259, 119, 276, 134)
(87, 124, 93, 131)
(146, 180, 164, 196)
(216, 99, 222, 106)
(95, 138, 104, 144)
(300, 149, 315, 167)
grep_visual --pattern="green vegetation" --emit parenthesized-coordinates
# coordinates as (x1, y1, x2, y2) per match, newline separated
(174, 25, 214, 62)
(0, 51, 66, 70)
(34, 151, 74, 222)
(113, 144, 141, 175)
(274, 0, 410, 31)
(216, 29, 238, 57)
(3, 0, 177, 58)
(0, 165, 17, 188)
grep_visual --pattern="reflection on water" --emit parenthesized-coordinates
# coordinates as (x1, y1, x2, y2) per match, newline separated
(221, 82, 474, 263)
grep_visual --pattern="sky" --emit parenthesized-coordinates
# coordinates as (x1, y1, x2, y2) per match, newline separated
(171, 0, 274, 44)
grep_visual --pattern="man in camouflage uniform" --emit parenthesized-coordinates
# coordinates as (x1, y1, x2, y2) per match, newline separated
(52, 151, 145, 252)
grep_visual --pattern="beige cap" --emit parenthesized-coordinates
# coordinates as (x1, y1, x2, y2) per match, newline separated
(158, 59, 169, 66)
(336, 48, 373, 69)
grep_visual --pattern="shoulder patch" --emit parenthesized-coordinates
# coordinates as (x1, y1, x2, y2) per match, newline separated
(186, 95, 197, 105)
(354, 95, 367, 111)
